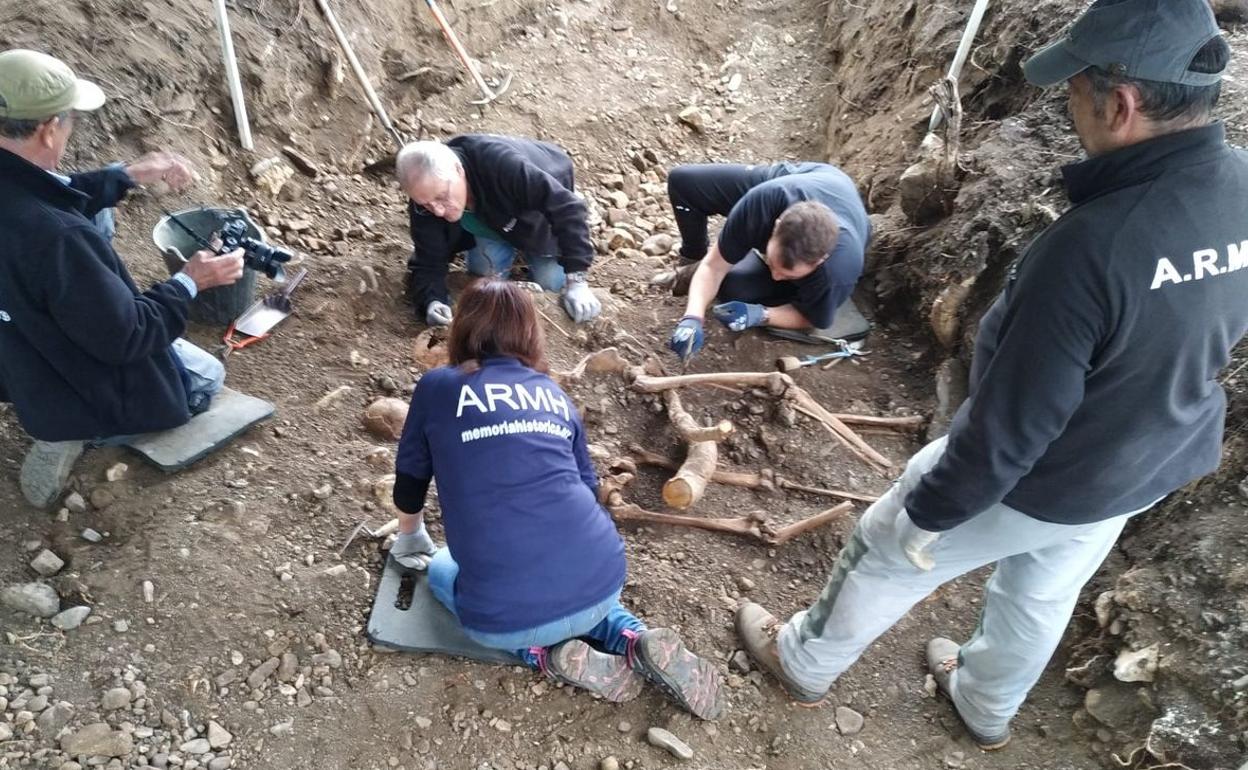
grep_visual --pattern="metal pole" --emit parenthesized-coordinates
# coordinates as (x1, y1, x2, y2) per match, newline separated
(212, 0, 254, 151)
(929, 0, 991, 132)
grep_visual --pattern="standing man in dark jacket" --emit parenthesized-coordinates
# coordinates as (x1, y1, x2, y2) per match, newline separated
(664, 162, 869, 364)
(735, 0, 1247, 750)
(396, 135, 602, 326)
(0, 49, 245, 508)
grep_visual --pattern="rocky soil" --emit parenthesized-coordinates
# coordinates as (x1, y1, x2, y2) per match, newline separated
(2, 0, 1247, 769)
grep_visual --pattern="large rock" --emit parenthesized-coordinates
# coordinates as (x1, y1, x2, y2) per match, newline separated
(2, 582, 60, 618)
(835, 706, 865, 735)
(61, 723, 133, 757)
(1085, 683, 1156, 729)
(36, 701, 75, 734)
(51, 606, 91, 631)
(30, 549, 65, 577)
(362, 398, 409, 441)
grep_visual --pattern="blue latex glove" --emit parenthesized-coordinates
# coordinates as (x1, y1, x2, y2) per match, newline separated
(668, 315, 705, 361)
(711, 301, 766, 332)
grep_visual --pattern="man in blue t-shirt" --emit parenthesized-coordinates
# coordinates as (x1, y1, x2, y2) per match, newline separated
(664, 162, 870, 363)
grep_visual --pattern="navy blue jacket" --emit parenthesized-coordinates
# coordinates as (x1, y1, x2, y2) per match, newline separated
(395, 357, 626, 634)
(0, 148, 192, 441)
(712, 163, 869, 328)
(907, 124, 1248, 530)
(406, 134, 595, 311)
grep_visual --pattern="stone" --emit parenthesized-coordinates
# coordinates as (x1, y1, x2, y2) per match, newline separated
(617, 721, 631, 733)
(207, 721, 232, 749)
(726, 72, 742, 91)
(81, 528, 103, 543)
(1085, 684, 1152, 729)
(278, 653, 299, 682)
(247, 658, 281, 689)
(605, 190, 630, 209)
(101, 687, 132, 711)
(209, 757, 233, 770)
(0, 723, 11, 742)
(26, 694, 48, 712)
(729, 650, 751, 674)
(311, 650, 342, 668)
(113, 619, 129, 633)
(646, 727, 693, 760)
(600, 758, 619, 770)
(90, 487, 116, 509)
(606, 229, 636, 251)
(362, 398, 409, 441)
(30, 549, 65, 577)
(61, 723, 133, 757)
(105, 463, 129, 482)
(180, 738, 212, 754)
(677, 106, 705, 133)
(51, 605, 91, 631)
(414, 717, 432, 730)
(2, 582, 60, 618)
(835, 706, 864, 736)
(64, 492, 87, 513)
(606, 208, 629, 226)
(640, 233, 674, 256)
(1113, 644, 1159, 683)
(249, 157, 295, 197)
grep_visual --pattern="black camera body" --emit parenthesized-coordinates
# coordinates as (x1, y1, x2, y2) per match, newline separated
(218, 214, 294, 280)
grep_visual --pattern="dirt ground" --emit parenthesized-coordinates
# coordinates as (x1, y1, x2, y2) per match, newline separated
(1, 0, 1246, 769)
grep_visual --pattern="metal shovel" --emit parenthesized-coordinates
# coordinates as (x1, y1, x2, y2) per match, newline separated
(223, 268, 308, 354)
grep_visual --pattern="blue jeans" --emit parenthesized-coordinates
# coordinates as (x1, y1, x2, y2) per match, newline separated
(426, 548, 644, 667)
(94, 339, 225, 447)
(466, 237, 566, 291)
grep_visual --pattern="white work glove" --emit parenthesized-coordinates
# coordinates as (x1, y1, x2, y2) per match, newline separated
(426, 300, 454, 327)
(390, 524, 438, 571)
(561, 271, 601, 323)
(897, 509, 941, 571)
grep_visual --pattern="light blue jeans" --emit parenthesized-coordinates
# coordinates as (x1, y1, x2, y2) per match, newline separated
(466, 237, 565, 291)
(776, 436, 1138, 739)
(426, 548, 644, 667)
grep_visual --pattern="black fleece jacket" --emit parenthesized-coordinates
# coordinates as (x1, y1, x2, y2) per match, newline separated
(907, 123, 1248, 530)
(0, 148, 192, 441)
(406, 134, 594, 312)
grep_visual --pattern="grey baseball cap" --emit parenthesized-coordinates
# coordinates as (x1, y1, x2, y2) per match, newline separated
(1023, 0, 1225, 88)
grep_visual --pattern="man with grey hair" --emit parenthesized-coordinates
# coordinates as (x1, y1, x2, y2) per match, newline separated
(0, 49, 245, 508)
(397, 135, 601, 326)
(736, 0, 1246, 751)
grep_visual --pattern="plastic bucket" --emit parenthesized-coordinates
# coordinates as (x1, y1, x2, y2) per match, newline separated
(152, 207, 260, 326)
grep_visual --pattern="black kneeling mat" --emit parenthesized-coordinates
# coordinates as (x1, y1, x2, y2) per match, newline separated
(766, 297, 872, 345)
(367, 556, 522, 665)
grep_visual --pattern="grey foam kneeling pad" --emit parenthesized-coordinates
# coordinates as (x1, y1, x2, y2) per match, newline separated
(123, 387, 274, 472)
(766, 297, 871, 345)
(367, 557, 522, 665)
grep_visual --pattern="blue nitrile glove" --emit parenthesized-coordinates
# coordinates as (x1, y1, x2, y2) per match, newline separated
(561, 271, 602, 323)
(391, 524, 438, 571)
(668, 316, 705, 361)
(711, 301, 766, 332)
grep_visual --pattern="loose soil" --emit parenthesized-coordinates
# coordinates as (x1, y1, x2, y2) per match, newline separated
(1, 0, 1246, 769)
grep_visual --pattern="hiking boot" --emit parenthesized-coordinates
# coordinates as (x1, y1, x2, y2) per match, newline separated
(624, 627, 725, 720)
(735, 602, 827, 706)
(20, 440, 85, 509)
(544, 639, 643, 703)
(926, 638, 1012, 751)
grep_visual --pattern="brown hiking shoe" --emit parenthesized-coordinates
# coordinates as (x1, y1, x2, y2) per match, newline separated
(545, 639, 643, 703)
(735, 602, 827, 705)
(625, 628, 725, 720)
(926, 638, 1012, 751)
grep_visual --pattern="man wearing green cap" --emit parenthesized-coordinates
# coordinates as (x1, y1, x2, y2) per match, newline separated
(736, 0, 1247, 751)
(0, 49, 247, 508)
